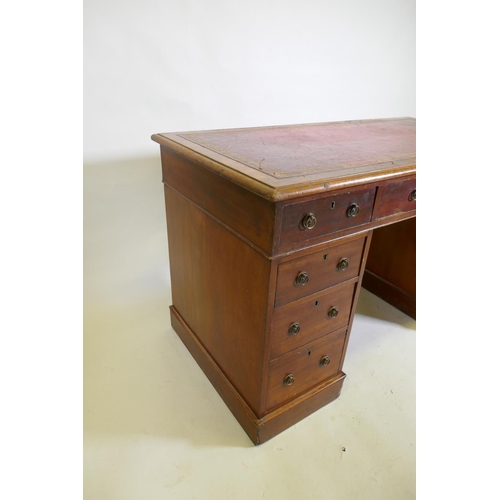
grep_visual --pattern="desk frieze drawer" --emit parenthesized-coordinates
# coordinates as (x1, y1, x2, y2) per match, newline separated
(271, 279, 356, 359)
(280, 187, 376, 248)
(372, 177, 416, 220)
(266, 329, 347, 410)
(275, 236, 365, 307)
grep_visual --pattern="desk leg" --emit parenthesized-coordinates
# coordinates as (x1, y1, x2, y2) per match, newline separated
(361, 217, 416, 319)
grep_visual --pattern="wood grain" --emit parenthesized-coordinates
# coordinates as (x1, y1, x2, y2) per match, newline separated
(257, 372, 345, 444)
(270, 279, 357, 359)
(372, 176, 416, 220)
(266, 329, 347, 410)
(161, 146, 277, 255)
(170, 306, 261, 443)
(164, 185, 271, 415)
(170, 304, 346, 444)
(363, 218, 416, 318)
(279, 186, 376, 249)
(275, 236, 365, 306)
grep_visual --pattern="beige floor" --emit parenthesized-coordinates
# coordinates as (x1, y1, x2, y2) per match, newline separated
(84, 157, 416, 500)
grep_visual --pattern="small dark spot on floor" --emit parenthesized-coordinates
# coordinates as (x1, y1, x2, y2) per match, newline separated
(342, 447, 346, 452)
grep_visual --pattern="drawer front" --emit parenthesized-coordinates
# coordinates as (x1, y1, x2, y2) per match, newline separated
(267, 329, 346, 409)
(280, 187, 376, 247)
(271, 280, 356, 359)
(275, 236, 365, 307)
(372, 177, 416, 220)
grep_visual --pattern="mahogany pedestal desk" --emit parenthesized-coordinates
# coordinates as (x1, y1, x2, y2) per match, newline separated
(152, 118, 416, 445)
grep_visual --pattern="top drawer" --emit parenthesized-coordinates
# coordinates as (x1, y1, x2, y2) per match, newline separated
(275, 236, 365, 307)
(280, 187, 376, 248)
(372, 177, 416, 220)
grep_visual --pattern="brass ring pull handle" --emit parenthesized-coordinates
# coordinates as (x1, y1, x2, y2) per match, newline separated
(336, 258, 349, 271)
(301, 213, 317, 229)
(346, 203, 360, 218)
(328, 306, 339, 318)
(288, 322, 301, 335)
(283, 374, 295, 386)
(409, 189, 416, 202)
(295, 271, 309, 286)
(320, 356, 331, 367)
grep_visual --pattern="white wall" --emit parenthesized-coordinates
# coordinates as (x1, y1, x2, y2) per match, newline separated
(84, 0, 415, 162)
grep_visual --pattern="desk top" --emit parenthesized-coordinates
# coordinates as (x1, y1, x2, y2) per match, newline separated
(152, 117, 415, 201)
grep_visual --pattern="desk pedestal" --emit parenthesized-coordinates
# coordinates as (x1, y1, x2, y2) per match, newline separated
(363, 218, 416, 319)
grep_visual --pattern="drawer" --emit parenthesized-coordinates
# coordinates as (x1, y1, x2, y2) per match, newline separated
(275, 236, 365, 307)
(372, 177, 416, 220)
(271, 279, 356, 359)
(266, 329, 346, 410)
(280, 187, 376, 247)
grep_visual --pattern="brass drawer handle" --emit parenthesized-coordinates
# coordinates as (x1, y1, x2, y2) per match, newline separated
(301, 212, 317, 229)
(328, 306, 339, 318)
(320, 356, 331, 367)
(284, 374, 295, 386)
(409, 189, 416, 202)
(295, 271, 309, 286)
(346, 203, 360, 218)
(336, 258, 349, 271)
(288, 322, 301, 335)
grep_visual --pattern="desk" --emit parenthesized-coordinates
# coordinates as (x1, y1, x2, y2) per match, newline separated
(152, 117, 416, 444)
